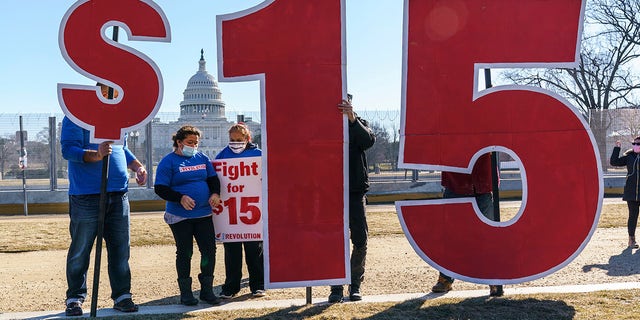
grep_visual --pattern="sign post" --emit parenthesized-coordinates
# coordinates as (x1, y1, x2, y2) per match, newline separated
(18, 115, 27, 216)
(89, 25, 118, 318)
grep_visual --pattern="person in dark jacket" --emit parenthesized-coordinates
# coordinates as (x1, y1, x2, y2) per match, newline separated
(328, 95, 376, 303)
(430, 153, 504, 297)
(610, 137, 640, 249)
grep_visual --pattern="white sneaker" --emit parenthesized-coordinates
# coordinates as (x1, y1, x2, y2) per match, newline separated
(251, 290, 266, 297)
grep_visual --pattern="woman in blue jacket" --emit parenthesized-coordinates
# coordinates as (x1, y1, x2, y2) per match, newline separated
(154, 125, 221, 306)
(215, 123, 265, 298)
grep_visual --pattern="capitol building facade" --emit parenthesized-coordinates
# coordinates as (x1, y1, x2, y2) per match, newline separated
(148, 50, 260, 162)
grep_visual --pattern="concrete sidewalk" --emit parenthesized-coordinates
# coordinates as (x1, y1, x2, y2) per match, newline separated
(3, 281, 640, 319)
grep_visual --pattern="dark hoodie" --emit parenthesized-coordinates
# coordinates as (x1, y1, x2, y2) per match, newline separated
(348, 116, 376, 193)
(611, 146, 640, 201)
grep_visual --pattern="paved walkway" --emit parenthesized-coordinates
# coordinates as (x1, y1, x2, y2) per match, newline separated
(3, 281, 640, 319)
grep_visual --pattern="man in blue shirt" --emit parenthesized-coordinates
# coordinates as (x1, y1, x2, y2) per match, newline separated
(60, 83, 147, 317)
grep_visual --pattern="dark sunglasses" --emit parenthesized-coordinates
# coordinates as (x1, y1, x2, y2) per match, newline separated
(633, 143, 640, 146)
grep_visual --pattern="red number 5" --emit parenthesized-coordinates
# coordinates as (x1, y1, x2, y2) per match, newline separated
(239, 196, 261, 225)
(396, 0, 602, 284)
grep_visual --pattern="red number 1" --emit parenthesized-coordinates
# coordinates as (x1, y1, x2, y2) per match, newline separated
(218, 0, 348, 287)
(224, 198, 238, 225)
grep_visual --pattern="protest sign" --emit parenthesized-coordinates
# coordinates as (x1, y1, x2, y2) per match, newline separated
(212, 157, 263, 242)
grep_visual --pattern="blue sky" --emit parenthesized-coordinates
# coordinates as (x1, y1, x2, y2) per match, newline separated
(0, 0, 404, 115)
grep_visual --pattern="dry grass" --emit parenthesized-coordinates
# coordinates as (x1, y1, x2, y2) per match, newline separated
(0, 203, 628, 253)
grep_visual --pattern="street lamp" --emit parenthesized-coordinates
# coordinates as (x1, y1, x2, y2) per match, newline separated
(130, 130, 139, 155)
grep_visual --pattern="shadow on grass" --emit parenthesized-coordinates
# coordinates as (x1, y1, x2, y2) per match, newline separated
(363, 296, 576, 320)
(582, 246, 640, 276)
(225, 296, 576, 320)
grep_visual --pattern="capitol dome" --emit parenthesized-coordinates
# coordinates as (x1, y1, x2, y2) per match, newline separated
(178, 49, 226, 121)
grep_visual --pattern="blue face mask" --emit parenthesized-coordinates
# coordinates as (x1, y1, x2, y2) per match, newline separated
(182, 145, 197, 157)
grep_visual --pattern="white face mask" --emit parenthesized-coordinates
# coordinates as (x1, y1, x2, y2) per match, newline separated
(229, 141, 246, 154)
(182, 145, 197, 157)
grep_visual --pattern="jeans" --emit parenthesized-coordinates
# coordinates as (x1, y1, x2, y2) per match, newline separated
(439, 188, 494, 283)
(221, 241, 264, 294)
(168, 216, 216, 280)
(66, 193, 132, 304)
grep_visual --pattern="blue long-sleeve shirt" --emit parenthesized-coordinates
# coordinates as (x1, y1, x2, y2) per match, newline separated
(60, 117, 135, 195)
(215, 142, 261, 160)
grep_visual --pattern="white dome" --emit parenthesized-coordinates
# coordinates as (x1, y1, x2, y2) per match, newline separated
(179, 50, 226, 120)
(186, 65, 219, 89)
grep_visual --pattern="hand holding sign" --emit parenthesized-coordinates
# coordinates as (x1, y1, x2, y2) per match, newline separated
(209, 193, 222, 208)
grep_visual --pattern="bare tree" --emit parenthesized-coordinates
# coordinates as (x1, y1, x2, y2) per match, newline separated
(501, 0, 640, 166)
(365, 121, 391, 172)
(0, 136, 17, 178)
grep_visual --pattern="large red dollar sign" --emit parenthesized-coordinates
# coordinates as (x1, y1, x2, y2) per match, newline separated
(397, 0, 601, 284)
(58, 0, 170, 142)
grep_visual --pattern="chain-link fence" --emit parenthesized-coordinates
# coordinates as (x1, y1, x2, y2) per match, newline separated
(0, 109, 628, 191)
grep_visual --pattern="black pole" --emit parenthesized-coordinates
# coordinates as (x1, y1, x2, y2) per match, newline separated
(49, 116, 58, 191)
(90, 25, 118, 318)
(90, 152, 109, 317)
(19, 116, 27, 216)
(145, 122, 154, 188)
(483, 69, 500, 220)
(484, 68, 503, 295)
(306, 287, 312, 304)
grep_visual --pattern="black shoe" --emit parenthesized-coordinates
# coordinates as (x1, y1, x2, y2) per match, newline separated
(113, 298, 139, 313)
(348, 285, 362, 301)
(200, 293, 221, 305)
(328, 286, 344, 303)
(489, 285, 504, 297)
(219, 290, 236, 299)
(180, 296, 199, 306)
(65, 301, 83, 317)
(198, 275, 220, 305)
(431, 275, 453, 293)
(177, 277, 199, 306)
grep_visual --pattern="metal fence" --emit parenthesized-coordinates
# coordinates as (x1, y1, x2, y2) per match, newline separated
(0, 109, 629, 191)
